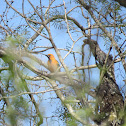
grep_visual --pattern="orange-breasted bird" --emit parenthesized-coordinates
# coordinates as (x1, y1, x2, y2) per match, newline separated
(45, 54, 60, 73)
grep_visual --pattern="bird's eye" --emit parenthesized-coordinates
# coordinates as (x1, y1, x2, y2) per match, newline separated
(47, 55, 51, 58)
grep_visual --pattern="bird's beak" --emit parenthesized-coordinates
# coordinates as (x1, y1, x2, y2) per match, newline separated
(46, 55, 49, 58)
(43, 54, 49, 58)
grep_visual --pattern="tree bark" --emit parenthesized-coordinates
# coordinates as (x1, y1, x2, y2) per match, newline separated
(84, 39, 124, 125)
(115, 0, 126, 8)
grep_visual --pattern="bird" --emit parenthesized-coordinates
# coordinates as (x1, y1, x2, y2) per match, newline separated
(45, 54, 60, 73)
